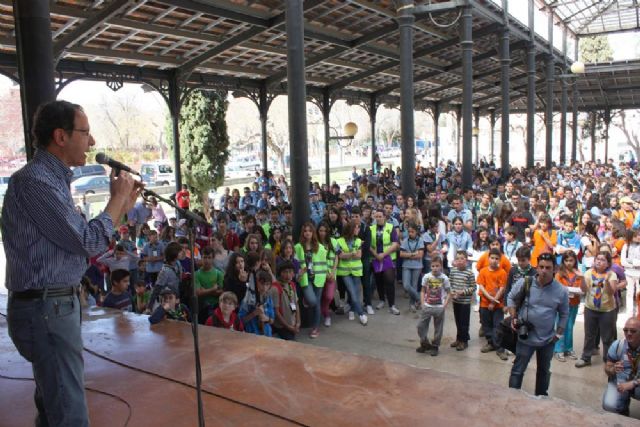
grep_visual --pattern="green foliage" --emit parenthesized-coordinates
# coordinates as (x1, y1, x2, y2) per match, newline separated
(579, 36, 613, 63)
(579, 36, 613, 144)
(174, 89, 230, 211)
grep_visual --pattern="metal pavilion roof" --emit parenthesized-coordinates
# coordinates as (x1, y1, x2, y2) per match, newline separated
(0, 0, 637, 114)
(546, 0, 640, 37)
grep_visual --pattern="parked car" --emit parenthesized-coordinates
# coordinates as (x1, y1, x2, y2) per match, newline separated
(0, 176, 10, 199)
(140, 162, 175, 186)
(70, 175, 110, 195)
(71, 164, 107, 182)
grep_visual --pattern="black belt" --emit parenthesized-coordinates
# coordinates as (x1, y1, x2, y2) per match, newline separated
(11, 286, 78, 300)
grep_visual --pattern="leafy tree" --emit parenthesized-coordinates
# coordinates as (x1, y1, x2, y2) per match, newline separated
(578, 36, 613, 160)
(165, 89, 230, 213)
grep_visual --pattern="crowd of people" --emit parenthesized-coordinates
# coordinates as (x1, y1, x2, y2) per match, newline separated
(79, 155, 640, 417)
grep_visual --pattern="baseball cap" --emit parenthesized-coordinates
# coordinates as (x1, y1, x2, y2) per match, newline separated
(160, 287, 177, 297)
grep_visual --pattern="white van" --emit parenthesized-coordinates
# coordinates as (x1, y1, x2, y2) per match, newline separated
(140, 162, 175, 186)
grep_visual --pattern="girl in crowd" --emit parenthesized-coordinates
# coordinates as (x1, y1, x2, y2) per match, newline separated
(159, 225, 176, 245)
(317, 222, 338, 327)
(554, 250, 583, 362)
(294, 222, 327, 338)
(446, 216, 473, 268)
(576, 251, 620, 368)
(242, 233, 262, 256)
(399, 222, 424, 312)
(136, 223, 151, 251)
(265, 225, 283, 257)
(223, 252, 249, 304)
(325, 206, 342, 239)
(472, 226, 490, 257)
(530, 214, 557, 268)
(336, 220, 367, 325)
(580, 220, 600, 271)
(277, 240, 301, 278)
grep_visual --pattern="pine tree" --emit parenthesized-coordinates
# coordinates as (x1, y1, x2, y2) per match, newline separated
(166, 89, 230, 213)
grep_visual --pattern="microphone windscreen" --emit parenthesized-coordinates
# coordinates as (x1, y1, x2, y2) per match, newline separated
(95, 152, 108, 165)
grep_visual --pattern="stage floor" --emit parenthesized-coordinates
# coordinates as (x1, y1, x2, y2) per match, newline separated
(0, 295, 635, 427)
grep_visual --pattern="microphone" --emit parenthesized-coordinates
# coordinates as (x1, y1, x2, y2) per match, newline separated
(95, 152, 141, 176)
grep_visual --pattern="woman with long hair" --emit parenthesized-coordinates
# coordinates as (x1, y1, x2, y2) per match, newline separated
(336, 219, 367, 325)
(294, 222, 327, 338)
(530, 213, 557, 268)
(580, 220, 600, 271)
(317, 222, 338, 327)
(222, 252, 249, 305)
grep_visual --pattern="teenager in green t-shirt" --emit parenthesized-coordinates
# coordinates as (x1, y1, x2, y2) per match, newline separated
(195, 247, 224, 320)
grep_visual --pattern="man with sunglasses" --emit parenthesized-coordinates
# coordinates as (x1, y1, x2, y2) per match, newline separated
(507, 253, 569, 396)
(602, 317, 640, 416)
(2, 100, 139, 426)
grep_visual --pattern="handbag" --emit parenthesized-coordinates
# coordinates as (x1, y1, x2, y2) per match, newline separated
(496, 277, 532, 353)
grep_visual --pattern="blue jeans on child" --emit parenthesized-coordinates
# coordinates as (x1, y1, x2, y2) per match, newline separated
(8, 292, 89, 427)
(554, 305, 578, 353)
(402, 268, 421, 305)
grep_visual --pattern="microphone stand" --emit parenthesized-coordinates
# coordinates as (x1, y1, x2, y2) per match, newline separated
(142, 188, 205, 427)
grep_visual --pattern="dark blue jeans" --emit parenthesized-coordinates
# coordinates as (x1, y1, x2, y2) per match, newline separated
(509, 339, 555, 396)
(8, 293, 88, 426)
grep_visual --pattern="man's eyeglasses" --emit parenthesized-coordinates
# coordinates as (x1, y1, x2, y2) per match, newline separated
(72, 128, 91, 136)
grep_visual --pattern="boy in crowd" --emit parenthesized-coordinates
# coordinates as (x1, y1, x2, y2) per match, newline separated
(239, 270, 275, 337)
(555, 215, 582, 265)
(271, 261, 301, 340)
(149, 287, 191, 324)
(147, 242, 183, 311)
(205, 291, 244, 331)
(195, 246, 224, 321)
(102, 269, 133, 312)
(416, 257, 451, 356)
(133, 280, 150, 314)
(502, 226, 523, 264)
(449, 251, 477, 351)
(117, 224, 139, 290)
(505, 246, 536, 302)
(141, 230, 165, 284)
(477, 248, 509, 361)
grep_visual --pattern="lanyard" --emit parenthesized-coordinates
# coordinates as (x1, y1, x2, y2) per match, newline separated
(628, 348, 640, 378)
(505, 242, 518, 258)
(407, 238, 419, 253)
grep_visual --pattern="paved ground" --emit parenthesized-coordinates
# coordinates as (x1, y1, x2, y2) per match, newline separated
(1, 243, 638, 421)
(295, 287, 640, 420)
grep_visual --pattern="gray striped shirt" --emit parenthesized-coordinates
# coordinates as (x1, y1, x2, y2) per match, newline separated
(2, 150, 113, 291)
(448, 268, 477, 304)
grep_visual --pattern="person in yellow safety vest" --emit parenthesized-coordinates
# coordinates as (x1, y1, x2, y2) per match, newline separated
(336, 220, 368, 326)
(294, 222, 327, 338)
(370, 208, 401, 315)
(317, 222, 339, 328)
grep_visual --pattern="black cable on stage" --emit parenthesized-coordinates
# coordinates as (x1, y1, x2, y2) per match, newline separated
(0, 373, 133, 427)
(0, 311, 307, 426)
(82, 347, 308, 426)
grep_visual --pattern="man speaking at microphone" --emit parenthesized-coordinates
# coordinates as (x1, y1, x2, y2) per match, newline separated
(2, 100, 139, 426)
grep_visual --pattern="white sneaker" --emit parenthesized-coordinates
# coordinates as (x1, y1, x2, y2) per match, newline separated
(366, 305, 375, 315)
(389, 306, 400, 315)
(348, 311, 355, 321)
(324, 316, 331, 327)
(359, 314, 368, 325)
(375, 301, 385, 310)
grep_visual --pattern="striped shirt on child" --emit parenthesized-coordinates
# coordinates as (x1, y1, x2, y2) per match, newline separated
(449, 268, 476, 304)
